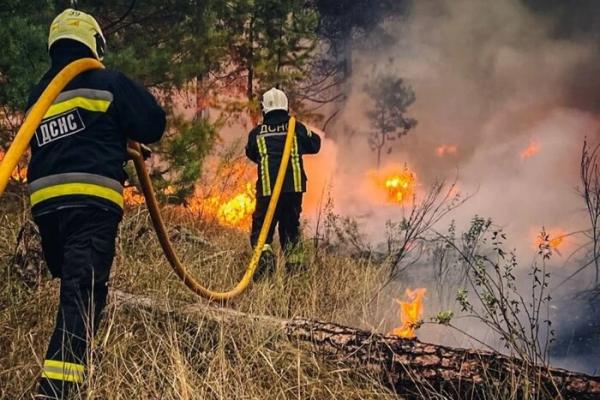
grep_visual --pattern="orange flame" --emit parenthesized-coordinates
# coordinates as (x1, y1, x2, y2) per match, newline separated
(123, 187, 145, 206)
(206, 183, 256, 228)
(0, 151, 27, 183)
(521, 140, 540, 160)
(371, 167, 416, 204)
(123, 158, 256, 229)
(390, 288, 427, 339)
(125, 184, 256, 229)
(188, 158, 256, 229)
(535, 229, 565, 252)
(436, 144, 458, 157)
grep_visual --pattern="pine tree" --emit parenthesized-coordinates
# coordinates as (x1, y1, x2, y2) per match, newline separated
(0, 0, 321, 199)
(365, 74, 417, 169)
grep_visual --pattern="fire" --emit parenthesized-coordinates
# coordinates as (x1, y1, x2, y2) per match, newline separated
(123, 187, 145, 206)
(436, 144, 458, 157)
(189, 158, 256, 229)
(123, 158, 256, 229)
(187, 159, 259, 229)
(548, 236, 563, 250)
(125, 183, 256, 229)
(372, 167, 416, 204)
(521, 140, 540, 160)
(0, 151, 28, 183)
(390, 288, 427, 339)
(188, 186, 256, 229)
(535, 228, 565, 253)
(211, 183, 256, 228)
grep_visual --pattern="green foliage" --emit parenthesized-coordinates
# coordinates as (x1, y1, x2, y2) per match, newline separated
(0, 1, 321, 198)
(433, 310, 454, 325)
(218, 0, 319, 122)
(161, 117, 218, 202)
(365, 74, 417, 168)
(434, 217, 555, 366)
(0, 1, 50, 113)
(91, 0, 230, 91)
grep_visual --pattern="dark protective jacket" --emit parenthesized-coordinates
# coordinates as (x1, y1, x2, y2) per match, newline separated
(26, 41, 166, 217)
(245, 110, 321, 197)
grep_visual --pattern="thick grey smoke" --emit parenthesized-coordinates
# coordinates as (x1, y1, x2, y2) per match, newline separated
(321, 0, 600, 257)
(306, 0, 600, 374)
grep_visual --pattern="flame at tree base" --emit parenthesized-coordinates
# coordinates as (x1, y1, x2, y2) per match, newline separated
(390, 288, 427, 339)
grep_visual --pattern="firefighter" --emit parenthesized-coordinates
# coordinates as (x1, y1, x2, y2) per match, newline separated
(245, 88, 321, 278)
(28, 9, 165, 399)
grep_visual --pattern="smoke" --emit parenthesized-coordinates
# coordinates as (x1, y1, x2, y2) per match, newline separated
(310, 0, 600, 257)
(302, 0, 600, 374)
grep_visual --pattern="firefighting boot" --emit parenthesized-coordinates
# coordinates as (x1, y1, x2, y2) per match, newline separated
(254, 244, 276, 281)
(285, 246, 306, 274)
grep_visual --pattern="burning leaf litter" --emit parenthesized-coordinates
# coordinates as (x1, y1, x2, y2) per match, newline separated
(390, 288, 427, 339)
(0, 151, 27, 183)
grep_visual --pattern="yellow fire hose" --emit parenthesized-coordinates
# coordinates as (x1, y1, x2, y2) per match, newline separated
(0, 58, 105, 194)
(0, 58, 296, 301)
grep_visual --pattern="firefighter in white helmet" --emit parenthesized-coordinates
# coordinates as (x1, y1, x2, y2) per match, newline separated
(29, 9, 165, 398)
(246, 88, 321, 277)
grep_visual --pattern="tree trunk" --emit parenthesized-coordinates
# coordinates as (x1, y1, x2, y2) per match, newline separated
(111, 291, 600, 400)
(247, 16, 255, 103)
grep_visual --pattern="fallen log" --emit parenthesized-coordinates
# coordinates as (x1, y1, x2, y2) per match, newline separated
(287, 318, 600, 399)
(110, 291, 600, 399)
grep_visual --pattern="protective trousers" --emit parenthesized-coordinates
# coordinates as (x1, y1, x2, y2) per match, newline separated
(250, 192, 302, 254)
(34, 208, 120, 399)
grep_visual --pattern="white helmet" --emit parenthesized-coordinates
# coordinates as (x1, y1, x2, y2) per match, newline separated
(261, 87, 288, 114)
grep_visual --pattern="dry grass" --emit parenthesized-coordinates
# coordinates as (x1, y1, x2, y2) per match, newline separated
(0, 204, 398, 399)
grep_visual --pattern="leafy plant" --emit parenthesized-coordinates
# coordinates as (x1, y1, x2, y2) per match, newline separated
(433, 218, 555, 366)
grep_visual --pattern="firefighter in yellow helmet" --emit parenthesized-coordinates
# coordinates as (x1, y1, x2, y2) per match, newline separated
(246, 88, 321, 278)
(30, 9, 165, 398)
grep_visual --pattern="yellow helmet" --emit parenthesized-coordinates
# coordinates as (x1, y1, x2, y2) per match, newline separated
(48, 9, 106, 60)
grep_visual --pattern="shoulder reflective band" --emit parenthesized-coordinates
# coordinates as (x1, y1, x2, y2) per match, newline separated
(29, 172, 124, 208)
(292, 136, 302, 192)
(258, 136, 271, 196)
(41, 359, 85, 383)
(44, 97, 111, 119)
(29, 88, 114, 120)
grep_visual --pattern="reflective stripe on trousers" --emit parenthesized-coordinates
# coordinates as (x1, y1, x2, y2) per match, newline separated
(41, 359, 85, 383)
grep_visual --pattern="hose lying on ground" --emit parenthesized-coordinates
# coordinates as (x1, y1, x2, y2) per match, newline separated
(0, 58, 296, 301)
